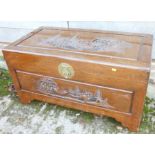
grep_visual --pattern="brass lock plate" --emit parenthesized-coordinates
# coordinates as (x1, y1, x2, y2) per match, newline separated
(58, 63, 75, 79)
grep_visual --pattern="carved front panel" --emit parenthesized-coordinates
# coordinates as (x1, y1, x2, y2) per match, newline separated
(16, 70, 133, 113)
(37, 77, 113, 109)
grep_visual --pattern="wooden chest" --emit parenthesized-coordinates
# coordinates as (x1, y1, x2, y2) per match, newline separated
(2, 27, 153, 131)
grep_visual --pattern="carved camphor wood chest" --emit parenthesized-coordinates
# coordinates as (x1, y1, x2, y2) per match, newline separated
(3, 27, 153, 131)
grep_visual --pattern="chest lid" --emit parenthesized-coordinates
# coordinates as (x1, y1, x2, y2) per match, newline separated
(4, 27, 153, 70)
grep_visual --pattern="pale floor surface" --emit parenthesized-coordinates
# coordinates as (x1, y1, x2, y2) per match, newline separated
(0, 86, 154, 134)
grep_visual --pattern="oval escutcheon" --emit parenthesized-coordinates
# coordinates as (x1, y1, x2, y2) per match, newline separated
(58, 63, 75, 79)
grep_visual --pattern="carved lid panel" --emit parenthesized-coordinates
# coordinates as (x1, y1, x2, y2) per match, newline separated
(5, 27, 153, 69)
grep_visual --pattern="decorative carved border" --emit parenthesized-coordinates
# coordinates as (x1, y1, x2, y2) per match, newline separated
(37, 77, 114, 109)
